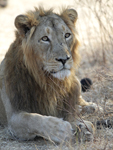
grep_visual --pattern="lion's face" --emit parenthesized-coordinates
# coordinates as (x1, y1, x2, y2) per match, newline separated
(32, 15, 73, 80)
(15, 8, 78, 82)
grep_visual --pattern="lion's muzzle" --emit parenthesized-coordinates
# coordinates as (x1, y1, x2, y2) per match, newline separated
(55, 54, 71, 66)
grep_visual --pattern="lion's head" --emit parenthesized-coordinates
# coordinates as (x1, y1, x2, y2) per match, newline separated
(15, 7, 79, 83)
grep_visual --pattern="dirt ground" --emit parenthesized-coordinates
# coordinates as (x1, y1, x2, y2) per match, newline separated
(0, 0, 113, 149)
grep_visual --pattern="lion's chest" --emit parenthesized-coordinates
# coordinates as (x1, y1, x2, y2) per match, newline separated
(36, 94, 63, 117)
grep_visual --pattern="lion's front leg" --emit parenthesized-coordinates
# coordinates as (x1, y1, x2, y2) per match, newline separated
(8, 112, 73, 143)
(71, 119, 95, 142)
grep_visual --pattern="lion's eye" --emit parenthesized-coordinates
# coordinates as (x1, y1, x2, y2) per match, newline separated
(41, 36, 50, 42)
(65, 33, 71, 39)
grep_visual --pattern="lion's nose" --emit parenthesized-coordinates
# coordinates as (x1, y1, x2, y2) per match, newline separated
(55, 55, 71, 66)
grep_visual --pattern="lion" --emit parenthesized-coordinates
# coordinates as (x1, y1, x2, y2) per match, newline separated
(0, 7, 98, 143)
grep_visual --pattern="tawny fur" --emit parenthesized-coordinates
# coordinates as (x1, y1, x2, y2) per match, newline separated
(5, 7, 80, 119)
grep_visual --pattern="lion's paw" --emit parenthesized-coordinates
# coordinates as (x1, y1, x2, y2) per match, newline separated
(75, 120, 94, 142)
(81, 103, 103, 114)
(42, 116, 73, 143)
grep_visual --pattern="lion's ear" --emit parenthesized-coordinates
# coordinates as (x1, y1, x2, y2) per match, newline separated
(15, 15, 30, 37)
(64, 9, 78, 24)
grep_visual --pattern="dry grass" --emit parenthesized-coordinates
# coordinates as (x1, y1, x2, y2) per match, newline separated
(76, 0, 113, 149)
(76, 0, 113, 65)
(0, 0, 113, 149)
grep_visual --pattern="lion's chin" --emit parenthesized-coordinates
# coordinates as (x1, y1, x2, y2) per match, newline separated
(51, 69, 71, 80)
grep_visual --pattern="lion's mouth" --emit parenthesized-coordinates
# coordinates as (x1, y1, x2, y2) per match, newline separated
(50, 68, 71, 80)
(50, 68, 69, 74)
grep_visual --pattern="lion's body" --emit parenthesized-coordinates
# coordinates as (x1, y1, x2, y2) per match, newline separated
(0, 57, 79, 123)
(0, 7, 95, 142)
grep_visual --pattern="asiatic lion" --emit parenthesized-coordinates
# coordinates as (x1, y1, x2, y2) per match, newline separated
(0, 7, 97, 143)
